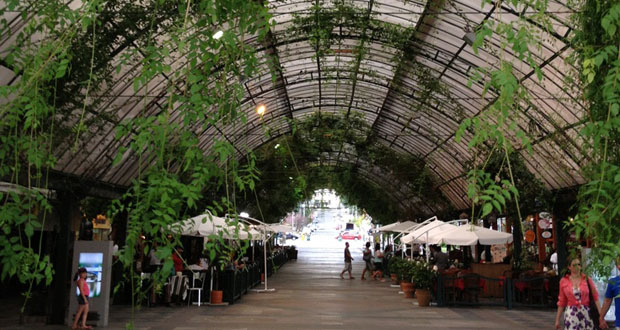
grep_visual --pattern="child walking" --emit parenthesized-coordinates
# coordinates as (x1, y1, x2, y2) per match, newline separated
(71, 267, 92, 329)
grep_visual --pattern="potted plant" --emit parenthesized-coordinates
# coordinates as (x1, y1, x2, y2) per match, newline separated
(387, 257, 403, 285)
(394, 258, 410, 291)
(204, 234, 236, 304)
(412, 261, 437, 307)
(401, 260, 417, 298)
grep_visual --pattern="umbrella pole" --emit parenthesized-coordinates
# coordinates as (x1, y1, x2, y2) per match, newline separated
(426, 232, 430, 263)
(252, 226, 275, 293)
(209, 266, 213, 302)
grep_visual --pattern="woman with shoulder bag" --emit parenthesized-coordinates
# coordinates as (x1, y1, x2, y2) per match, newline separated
(555, 256, 606, 329)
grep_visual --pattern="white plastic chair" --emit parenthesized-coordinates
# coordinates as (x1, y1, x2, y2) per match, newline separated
(187, 272, 206, 306)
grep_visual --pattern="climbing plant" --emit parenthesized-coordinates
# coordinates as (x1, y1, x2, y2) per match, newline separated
(287, 0, 465, 124)
(455, 0, 556, 223)
(103, 1, 273, 324)
(568, 0, 620, 275)
(0, 0, 273, 325)
(235, 111, 452, 224)
(0, 0, 104, 320)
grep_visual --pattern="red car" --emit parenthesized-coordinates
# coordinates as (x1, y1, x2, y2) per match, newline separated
(337, 231, 361, 240)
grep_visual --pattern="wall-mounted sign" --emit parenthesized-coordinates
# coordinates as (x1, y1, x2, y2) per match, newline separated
(541, 230, 552, 239)
(539, 212, 552, 219)
(93, 215, 110, 229)
(538, 218, 551, 230)
(525, 230, 536, 243)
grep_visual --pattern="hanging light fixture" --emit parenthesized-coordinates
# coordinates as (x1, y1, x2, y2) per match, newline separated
(462, 26, 476, 46)
(256, 104, 266, 116)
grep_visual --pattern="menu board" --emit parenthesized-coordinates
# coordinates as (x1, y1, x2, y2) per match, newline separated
(76, 252, 103, 298)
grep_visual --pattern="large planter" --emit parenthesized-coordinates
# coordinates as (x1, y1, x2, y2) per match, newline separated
(401, 282, 415, 299)
(416, 288, 431, 307)
(210, 290, 223, 304)
(390, 274, 399, 285)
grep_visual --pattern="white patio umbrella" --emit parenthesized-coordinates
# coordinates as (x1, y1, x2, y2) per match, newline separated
(171, 212, 230, 237)
(387, 221, 419, 233)
(437, 224, 513, 246)
(377, 222, 402, 232)
(237, 226, 265, 240)
(268, 224, 292, 233)
(401, 220, 458, 245)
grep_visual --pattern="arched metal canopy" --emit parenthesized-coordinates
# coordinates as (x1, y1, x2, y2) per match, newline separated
(0, 0, 586, 214)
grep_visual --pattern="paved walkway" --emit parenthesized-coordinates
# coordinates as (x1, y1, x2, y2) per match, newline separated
(2, 241, 557, 329)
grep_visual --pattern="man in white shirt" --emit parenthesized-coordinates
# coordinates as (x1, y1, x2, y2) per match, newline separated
(550, 251, 558, 273)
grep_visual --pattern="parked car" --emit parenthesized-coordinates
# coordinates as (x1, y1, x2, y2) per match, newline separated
(285, 232, 299, 240)
(337, 231, 361, 240)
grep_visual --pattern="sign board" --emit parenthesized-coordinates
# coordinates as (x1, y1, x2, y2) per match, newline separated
(524, 230, 536, 243)
(92, 215, 110, 229)
(67, 241, 113, 327)
(538, 218, 551, 230)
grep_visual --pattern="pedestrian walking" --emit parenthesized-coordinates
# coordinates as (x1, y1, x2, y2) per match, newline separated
(599, 256, 620, 329)
(555, 256, 603, 330)
(340, 242, 354, 279)
(361, 242, 373, 280)
(371, 243, 385, 282)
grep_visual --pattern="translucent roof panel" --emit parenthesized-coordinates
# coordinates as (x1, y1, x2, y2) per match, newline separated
(0, 0, 587, 216)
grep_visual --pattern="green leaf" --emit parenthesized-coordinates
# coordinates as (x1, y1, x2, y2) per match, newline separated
(481, 203, 493, 217)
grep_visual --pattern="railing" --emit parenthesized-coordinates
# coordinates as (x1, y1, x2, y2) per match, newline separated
(436, 272, 559, 309)
(509, 275, 559, 308)
(218, 250, 291, 305)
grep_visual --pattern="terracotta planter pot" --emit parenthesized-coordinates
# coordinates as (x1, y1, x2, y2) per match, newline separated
(390, 274, 399, 285)
(210, 290, 223, 304)
(416, 288, 431, 307)
(401, 282, 415, 299)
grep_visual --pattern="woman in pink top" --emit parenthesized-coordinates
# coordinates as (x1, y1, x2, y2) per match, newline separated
(555, 257, 604, 329)
(71, 267, 92, 330)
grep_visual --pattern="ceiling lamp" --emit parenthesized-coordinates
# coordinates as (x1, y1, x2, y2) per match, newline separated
(256, 104, 266, 116)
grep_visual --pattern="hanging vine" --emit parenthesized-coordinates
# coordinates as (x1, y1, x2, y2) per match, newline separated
(235, 111, 453, 224)
(455, 0, 555, 224)
(1, 0, 273, 325)
(569, 0, 620, 275)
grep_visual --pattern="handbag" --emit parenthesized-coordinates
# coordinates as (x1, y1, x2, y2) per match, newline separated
(586, 276, 601, 330)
